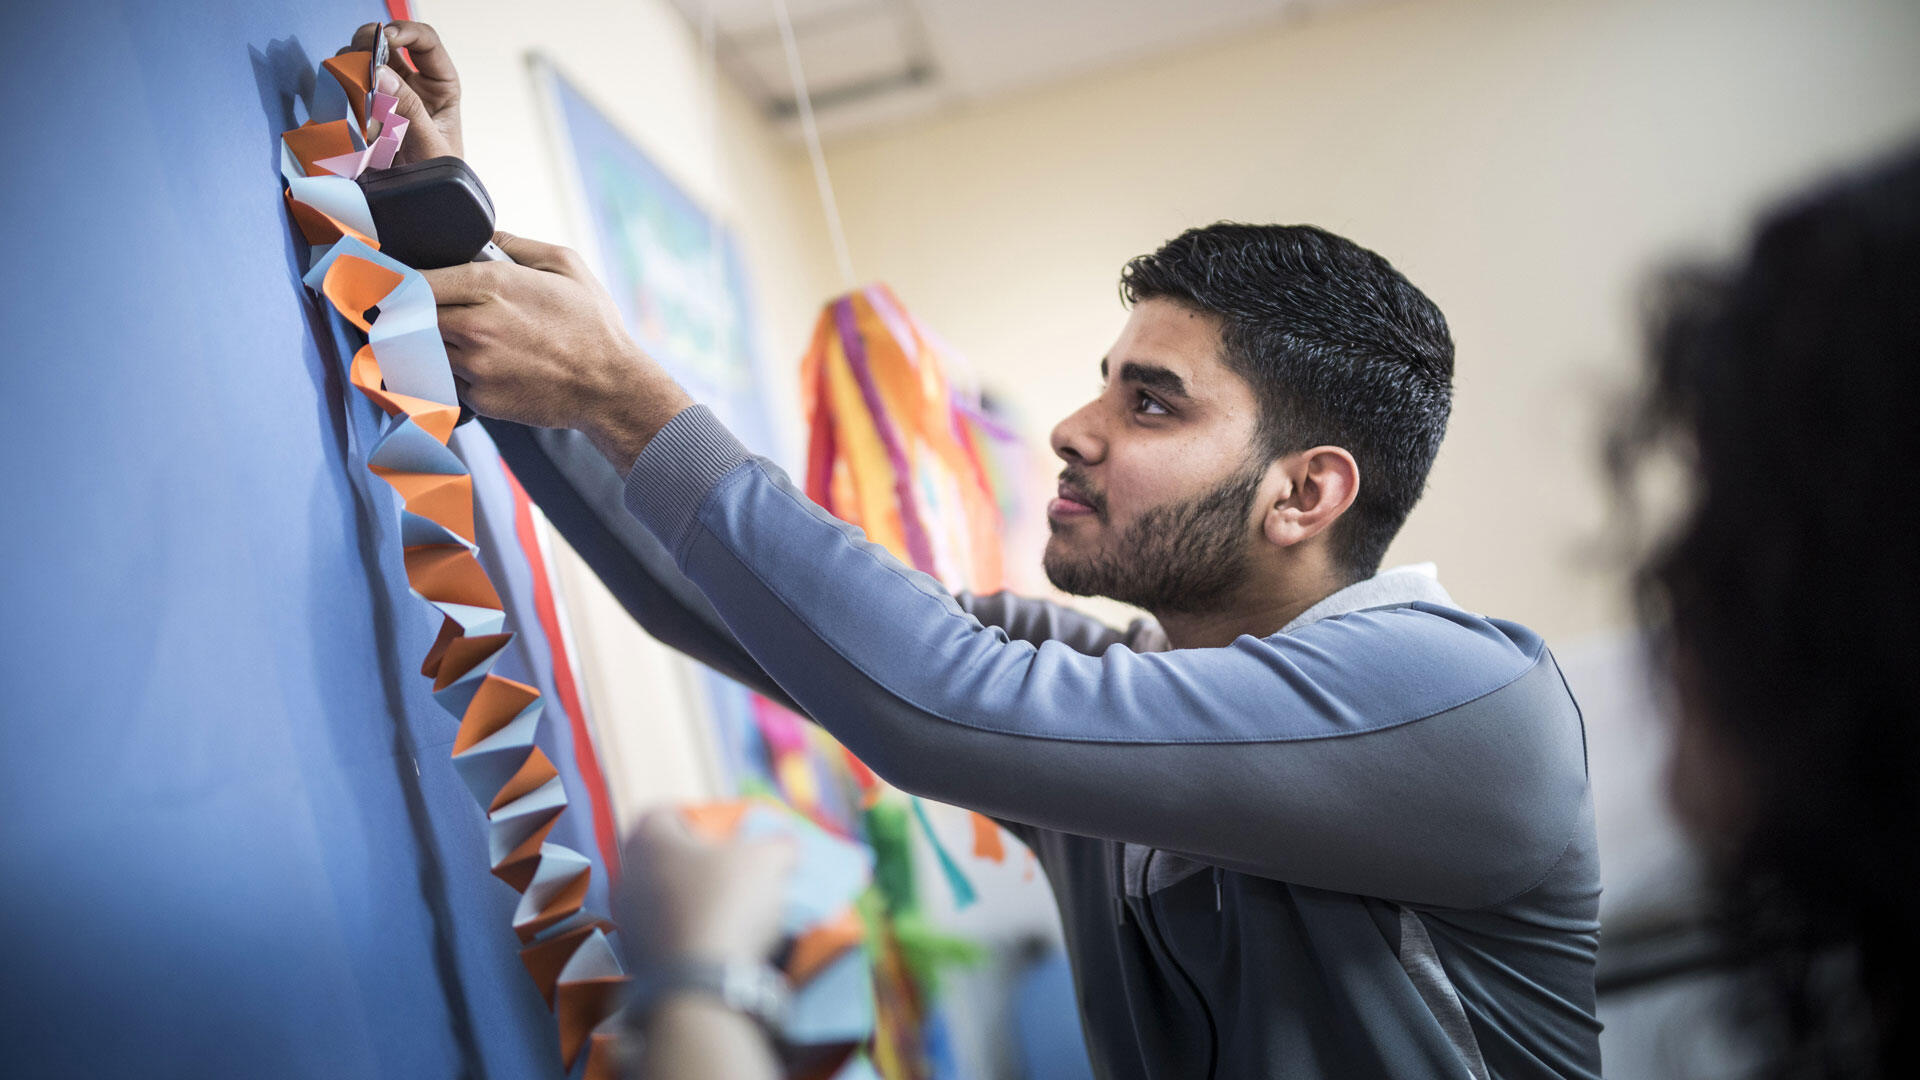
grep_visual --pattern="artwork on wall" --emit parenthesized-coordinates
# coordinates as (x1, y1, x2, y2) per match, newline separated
(535, 60, 778, 459)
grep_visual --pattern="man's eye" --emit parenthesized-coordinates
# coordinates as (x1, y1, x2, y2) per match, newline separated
(1135, 392, 1170, 416)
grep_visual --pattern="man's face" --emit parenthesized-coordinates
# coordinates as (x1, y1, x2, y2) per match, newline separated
(1043, 298, 1272, 614)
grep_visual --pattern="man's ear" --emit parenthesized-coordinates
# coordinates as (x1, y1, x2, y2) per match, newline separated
(1260, 446, 1360, 550)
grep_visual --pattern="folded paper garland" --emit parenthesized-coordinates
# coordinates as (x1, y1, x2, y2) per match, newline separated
(281, 51, 625, 1077)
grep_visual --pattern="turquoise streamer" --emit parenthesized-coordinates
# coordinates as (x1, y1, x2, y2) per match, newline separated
(910, 797, 977, 909)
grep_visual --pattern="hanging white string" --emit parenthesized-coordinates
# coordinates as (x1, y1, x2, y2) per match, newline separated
(771, 0, 858, 289)
(700, 0, 725, 336)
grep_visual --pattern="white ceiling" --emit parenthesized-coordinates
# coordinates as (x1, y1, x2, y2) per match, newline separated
(669, 0, 1376, 141)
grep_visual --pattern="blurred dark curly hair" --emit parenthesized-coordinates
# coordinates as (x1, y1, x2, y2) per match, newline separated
(1608, 142, 1920, 1078)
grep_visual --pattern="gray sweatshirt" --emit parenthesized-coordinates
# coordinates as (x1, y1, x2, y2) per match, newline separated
(484, 409, 1603, 1079)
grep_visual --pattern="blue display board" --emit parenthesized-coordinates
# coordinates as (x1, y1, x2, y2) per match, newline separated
(0, 3, 603, 1076)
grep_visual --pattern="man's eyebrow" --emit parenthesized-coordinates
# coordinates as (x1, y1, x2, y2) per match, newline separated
(1113, 359, 1190, 398)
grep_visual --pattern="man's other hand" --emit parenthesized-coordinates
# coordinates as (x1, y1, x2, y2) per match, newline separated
(423, 232, 695, 471)
(617, 809, 799, 968)
(339, 21, 463, 164)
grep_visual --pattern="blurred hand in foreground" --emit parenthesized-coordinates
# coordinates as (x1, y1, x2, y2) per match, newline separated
(617, 808, 799, 967)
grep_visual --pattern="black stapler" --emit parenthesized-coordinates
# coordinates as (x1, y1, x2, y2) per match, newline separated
(357, 155, 510, 270)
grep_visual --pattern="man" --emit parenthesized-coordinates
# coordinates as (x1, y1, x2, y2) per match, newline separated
(361, 22, 1601, 1078)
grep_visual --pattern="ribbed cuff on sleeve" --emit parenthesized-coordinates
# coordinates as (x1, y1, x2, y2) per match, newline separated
(622, 404, 753, 557)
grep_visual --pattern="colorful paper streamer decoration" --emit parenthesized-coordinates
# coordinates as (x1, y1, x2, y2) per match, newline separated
(279, 51, 625, 1077)
(802, 284, 1007, 593)
(800, 284, 1019, 895)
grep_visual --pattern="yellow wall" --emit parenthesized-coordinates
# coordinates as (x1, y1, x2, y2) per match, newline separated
(821, 0, 1920, 640)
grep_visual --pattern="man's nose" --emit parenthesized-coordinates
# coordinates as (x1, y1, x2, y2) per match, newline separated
(1051, 399, 1107, 466)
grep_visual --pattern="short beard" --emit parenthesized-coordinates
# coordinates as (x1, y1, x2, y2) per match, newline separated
(1044, 462, 1266, 615)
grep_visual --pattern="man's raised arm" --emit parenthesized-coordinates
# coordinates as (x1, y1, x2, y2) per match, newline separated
(625, 405, 1588, 910)
(483, 417, 1135, 711)
(483, 417, 804, 711)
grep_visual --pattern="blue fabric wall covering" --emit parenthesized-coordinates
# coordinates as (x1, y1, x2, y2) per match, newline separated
(0, 3, 603, 1075)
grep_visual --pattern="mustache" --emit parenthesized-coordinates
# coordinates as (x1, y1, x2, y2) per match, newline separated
(1057, 466, 1109, 519)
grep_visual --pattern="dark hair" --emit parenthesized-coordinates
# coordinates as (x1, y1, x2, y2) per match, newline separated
(1120, 223, 1454, 580)
(1609, 143, 1920, 1078)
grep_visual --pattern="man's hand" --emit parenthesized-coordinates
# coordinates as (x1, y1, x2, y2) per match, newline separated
(339, 21, 462, 164)
(423, 233, 695, 472)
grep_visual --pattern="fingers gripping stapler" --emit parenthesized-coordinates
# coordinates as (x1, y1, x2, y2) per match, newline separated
(352, 32, 511, 424)
(349, 39, 508, 268)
